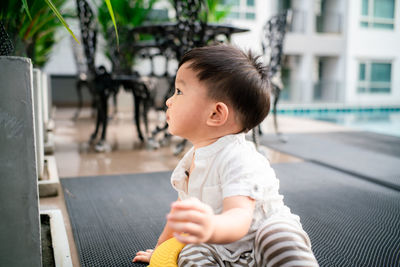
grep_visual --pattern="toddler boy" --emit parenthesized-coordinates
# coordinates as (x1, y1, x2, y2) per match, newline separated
(133, 44, 318, 266)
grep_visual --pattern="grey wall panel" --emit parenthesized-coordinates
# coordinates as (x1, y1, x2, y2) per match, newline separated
(0, 56, 42, 267)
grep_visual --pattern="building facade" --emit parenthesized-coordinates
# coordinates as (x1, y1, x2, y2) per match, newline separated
(225, 0, 400, 107)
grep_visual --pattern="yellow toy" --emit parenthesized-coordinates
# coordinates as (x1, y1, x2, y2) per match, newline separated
(148, 237, 186, 267)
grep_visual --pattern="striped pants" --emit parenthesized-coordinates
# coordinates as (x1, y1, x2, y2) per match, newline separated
(178, 219, 318, 267)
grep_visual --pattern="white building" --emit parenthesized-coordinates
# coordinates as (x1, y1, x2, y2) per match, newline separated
(224, 0, 400, 107)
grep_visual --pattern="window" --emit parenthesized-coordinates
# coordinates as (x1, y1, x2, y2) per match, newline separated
(360, 0, 395, 29)
(358, 61, 392, 93)
(278, 0, 291, 12)
(315, 0, 342, 33)
(221, 0, 256, 20)
(247, 0, 255, 6)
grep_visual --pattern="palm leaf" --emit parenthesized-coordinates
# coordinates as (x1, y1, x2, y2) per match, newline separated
(27, 13, 57, 39)
(44, 0, 79, 43)
(21, 0, 32, 21)
(105, 0, 119, 47)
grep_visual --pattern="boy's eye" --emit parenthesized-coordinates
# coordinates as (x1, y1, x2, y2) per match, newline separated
(176, 88, 183, 95)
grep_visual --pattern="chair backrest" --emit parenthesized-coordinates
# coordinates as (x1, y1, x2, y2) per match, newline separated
(71, 35, 88, 79)
(0, 21, 13, 56)
(173, 0, 208, 61)
(76, 0, 97, 79)
(139, 0, 209, 108)
(262, 11, 291, 79)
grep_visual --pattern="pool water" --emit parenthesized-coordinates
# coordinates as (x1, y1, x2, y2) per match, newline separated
(284, 110, 400, 137)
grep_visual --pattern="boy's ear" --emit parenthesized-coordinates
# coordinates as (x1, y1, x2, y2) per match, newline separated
(206, 102, 229, 127)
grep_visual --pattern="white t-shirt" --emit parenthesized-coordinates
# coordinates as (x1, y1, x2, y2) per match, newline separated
(170, 133, 301, 260)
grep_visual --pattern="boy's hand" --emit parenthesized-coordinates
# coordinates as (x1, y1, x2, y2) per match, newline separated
(132, 249, 153, 263)
(167, 198, 216, 244)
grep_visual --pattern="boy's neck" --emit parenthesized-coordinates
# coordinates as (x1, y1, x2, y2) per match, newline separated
(191, 129, 242, 150)
(192, 136, 221, 149)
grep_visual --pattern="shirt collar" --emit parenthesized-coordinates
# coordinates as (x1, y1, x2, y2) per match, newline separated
(170, 133, 245, 189)
(195, 133, 245, 160)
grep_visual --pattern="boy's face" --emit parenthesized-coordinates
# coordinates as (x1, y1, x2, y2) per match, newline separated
(165, 62, 214, 141)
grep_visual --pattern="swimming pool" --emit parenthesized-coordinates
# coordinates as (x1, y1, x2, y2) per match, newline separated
(279, 108, 400, 137)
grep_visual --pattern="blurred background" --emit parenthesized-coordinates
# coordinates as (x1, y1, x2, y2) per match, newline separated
(42, 0, 400, 140)
(3, 0, 398, 172)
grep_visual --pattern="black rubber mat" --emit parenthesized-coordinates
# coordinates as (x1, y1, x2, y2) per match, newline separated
(260, 131, 400, 191)
(62, 171, 176, 267)
(318, 131, 400, 158)
(62, 164, 400, 267)
(274, 162, 400, 267)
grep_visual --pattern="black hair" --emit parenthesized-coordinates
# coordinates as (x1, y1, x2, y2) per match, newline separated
(179, 44, 271, 132)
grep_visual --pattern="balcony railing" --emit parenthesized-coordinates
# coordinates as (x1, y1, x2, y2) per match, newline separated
(316, 12, 342, 33)
(280, 79, 308, 103)
(279, 80, 342, 104)
(288, 9, 306, 33)
(313, 81, 341, 102)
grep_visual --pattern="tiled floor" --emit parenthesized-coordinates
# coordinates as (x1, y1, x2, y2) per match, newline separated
(39, 107, 352, 266)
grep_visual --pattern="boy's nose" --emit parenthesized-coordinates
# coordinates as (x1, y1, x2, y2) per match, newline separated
(166, 96, 172, 107)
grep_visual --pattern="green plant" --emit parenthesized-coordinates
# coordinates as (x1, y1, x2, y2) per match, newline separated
(97, 0, 160, 73)
(0, 0, 73, 67)
(203, 0, 231, 23)
(98, 0, 159, 33)
(166, 0, 231, 23)
(0, 0, 118, 67)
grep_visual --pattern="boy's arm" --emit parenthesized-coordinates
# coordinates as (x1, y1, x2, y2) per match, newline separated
(155, 219, 176, 247)
(167, 196, 255, 244)
(133, 197, 180, 263)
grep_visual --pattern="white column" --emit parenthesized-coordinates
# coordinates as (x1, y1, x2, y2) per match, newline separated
(299, 53, 314, 102)
(305, 0, 316, 35)
(33, 69, 44, 179)
(41, 72, 49, 142)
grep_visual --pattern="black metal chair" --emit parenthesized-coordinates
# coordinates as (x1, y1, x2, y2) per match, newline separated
(252, 10, 292, 148)
(144, 0, 209, 155)
(73, 0, 97, 121)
